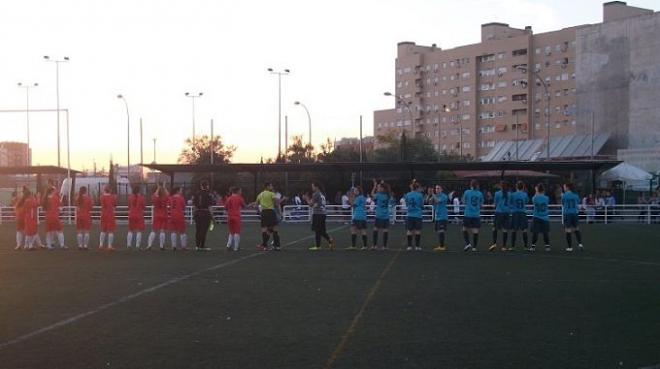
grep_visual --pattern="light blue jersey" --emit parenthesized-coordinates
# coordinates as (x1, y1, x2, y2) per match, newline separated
(532, 194, 550, 221)
(352, 195, 366, 221)
(405, 191, 424, 219)
(462, 189, 484, 218)
(374, 192, 390, 220)
(510, 191, 529, 213)
(561, 191, 580, 215)
(494, 190, 510, 214)
(434, 192, 449, 221)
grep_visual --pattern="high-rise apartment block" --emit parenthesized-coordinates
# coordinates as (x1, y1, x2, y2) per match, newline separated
(374, 1, 657, 160)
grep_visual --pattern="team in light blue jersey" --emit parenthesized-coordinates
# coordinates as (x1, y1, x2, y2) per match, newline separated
(371, 179, 392, 250)
(490, 181, 512, 251)
(431, 185, 449, 252)
(561, 183, 584, 252)
(509, 181, 530, 250)
(531, 183, 551, 252)
(404, 180, 425, 251)
(462, 180, 484, 252)
(348, 186, 368, 250)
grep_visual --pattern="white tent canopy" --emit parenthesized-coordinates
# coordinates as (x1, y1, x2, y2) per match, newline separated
(599, 162, 652, 192)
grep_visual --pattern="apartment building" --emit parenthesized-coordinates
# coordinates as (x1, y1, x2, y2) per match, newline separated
(374, 1, 655, 159)
(0, 142, 29, 167)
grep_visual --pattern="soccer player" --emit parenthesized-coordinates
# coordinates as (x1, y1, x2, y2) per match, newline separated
(43, 186, 66, 250)
(509, 181, 530, 251)
(531, 183, 551, 252)
(561, 183, 584, 252)
(431, 184, 449, 252)
(75, 186, 93, 250)
(307, 182, 335, 251)
(254, 182, 281, 251)
(224, 186, 246, 251)
(22, 188, 39, 250)
(12, 190, 25, 250)
(371, 179, 392, 251)
(99, 185, 117, 250)
(192, 180, 213, 251)
(404, 180, 425, 251)
(490, 181, 511, 251)
(127, 185, 145, 249)
(148, 184, 169, 250)
(347, 186, 368, 250)
(169, 186, 187, 250)
(462, 180, 484, 252)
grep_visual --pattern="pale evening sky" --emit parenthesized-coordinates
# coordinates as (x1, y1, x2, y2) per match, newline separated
(0, 0, 656, 170)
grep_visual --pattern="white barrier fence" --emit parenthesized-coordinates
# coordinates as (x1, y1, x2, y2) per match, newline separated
(1, 204, 660, 225)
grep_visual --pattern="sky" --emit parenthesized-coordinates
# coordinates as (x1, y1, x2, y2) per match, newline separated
(0, 0, 657, 171)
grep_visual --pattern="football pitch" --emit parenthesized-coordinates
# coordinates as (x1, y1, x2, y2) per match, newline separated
(1, 222, 659, 369)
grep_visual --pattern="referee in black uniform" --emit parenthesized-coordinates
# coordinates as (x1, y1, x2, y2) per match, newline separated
(193, 180, 213, 251)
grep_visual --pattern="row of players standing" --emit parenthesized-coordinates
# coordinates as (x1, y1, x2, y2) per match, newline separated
(339, 178, 584, 252)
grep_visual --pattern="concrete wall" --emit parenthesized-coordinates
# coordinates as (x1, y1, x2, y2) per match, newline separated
(575, 11, 660, 153)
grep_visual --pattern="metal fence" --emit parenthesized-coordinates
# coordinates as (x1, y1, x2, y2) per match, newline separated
(1, 204, 660, 225)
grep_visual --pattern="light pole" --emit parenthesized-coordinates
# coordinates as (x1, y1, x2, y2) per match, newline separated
(117, 95, 130, 179)
(268, 68, 290, 160)
(185, 92, 203, 143)
(516, 65, 550, 160)
(43, 55, 69, 167)
(293, 101, 312, 146)
(384, 91, 416, 161)
(152, 138, 157, 163)
(17, 82, 38, 165)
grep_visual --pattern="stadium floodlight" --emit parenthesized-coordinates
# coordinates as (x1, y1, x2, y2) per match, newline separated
(185, 92, 204, 142)
(43, 55, 70, 167)
(17, 82, 39, 165)
(293, 101, 312, 146)
(516, 65, 550, 159)
(268, 68, 291, 160)
(117, 94, 130, 178)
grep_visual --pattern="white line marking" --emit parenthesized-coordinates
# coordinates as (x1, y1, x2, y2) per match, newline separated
(0, 226, 345, 350)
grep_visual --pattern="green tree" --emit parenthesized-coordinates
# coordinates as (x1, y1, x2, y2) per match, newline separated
(373, 133, 438, 162)
(285, 135, 315, 163)
(178, 135, 236, 164)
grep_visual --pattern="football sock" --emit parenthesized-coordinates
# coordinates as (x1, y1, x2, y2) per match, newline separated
(83, 233, 90, 247)
(99, 232, 106, 247)
(407, 235, 413, 247)
(351, 234, 357, 247)
(315, 232, 321, 247)
(127, 232, 133, 247)
(171, 233, 178, 248)
(492, 229, 498, 244)
(575, 230, 583, 244)
(382, 232, 388, 247)
(135, 232, 142, 248)
(231, 234, 238, 249)
(472, 233, 479, 248)
(57, 232, 65, 247)
(511, 232, 517, 248)
(565, 233, 573, 248)
(159, 232, 165, 248)
(542, 232, 549, 245)
(108, 233, 114, 247)
(522, 232, 529, 248)
(463, 230, 470, 245)
(361, 235, 368, 247)
(147, 232, 156, 247)
(77, 233, 83, 248)
(414, 234, 421, 247)
(438, 232, 445, 246)
(272, 231, 280, 247)
(372, 231, 378, 246)
(261, 232, 270, 246)
(16, 232, 23, 248)
(502, 232, 508, 246)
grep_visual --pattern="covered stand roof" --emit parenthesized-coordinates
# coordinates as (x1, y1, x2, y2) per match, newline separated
(143, 160, 620, 175)
(0, 166, 80, 175)
(481, 133, 610, 162)
(453, 170, 559, 179)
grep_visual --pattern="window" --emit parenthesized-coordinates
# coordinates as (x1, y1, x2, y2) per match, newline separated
(403, 67, 412, 73)
(479, 69, 496, 77)
(512, 79, 527, 88)
(462, 86, 471, 92)
(480, 97, 495, 105)
(497, 67, 507, 75)
(545, 46, 552, 56)
(497, 52, 506, 59)
(561, 73, 569, 81)
(434, 91, 439, 96)
(535, 48, 541, 55)
(512, 94, 527, 102)
(512, 49, 528, 57)
(479, 54, 495, 63)
(462, 72, 470, 79)
(480, 125, 495, 134)
(497, 95, 507, 103)
(442, 62, 447, 68)
(463, 100, 471, 106)
(480, 83, 494, 91)
(479, 111, 495, 119)
(450, 61, 455, 67)
(463, 143, 471, 149)
(497, 81, 507, 88)
(462, 114, 470, 120)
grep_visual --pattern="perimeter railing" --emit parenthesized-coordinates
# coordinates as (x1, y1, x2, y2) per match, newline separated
(1, 204, 659, 225)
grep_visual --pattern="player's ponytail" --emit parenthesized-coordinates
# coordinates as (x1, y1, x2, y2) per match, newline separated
(77, 186, 87, 207)
(131, 185, 140, 208)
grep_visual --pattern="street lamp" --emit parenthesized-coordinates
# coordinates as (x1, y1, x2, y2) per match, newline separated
(17, 82, 38, 165)
(268, 68, 290, 160)
(293, 101, 312, 146)
(516, 65, 550, 160)
(43, 55, 69, 167)
(117, 94, 130, 179)
(184, 92, 203, 143)
(384, 91, 416, 136)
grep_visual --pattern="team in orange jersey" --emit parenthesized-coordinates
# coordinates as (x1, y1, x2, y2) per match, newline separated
(127, 185, 146, 249)
(148, 184, 169, 250)
(99, 185, 117, 250)
(75, 186, 93, 250)
(168, 187, 188, 250)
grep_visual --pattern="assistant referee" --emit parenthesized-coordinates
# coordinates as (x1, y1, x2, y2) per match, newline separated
(255, 182, 281, 251)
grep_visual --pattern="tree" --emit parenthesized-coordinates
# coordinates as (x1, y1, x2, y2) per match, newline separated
(178, 135, 236, 165)
(373, 133, 438, 162)
(285, 135, 315, 163)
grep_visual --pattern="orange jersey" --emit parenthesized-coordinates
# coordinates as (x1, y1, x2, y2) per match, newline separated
(45, 194, 61, 217)
(23, 197, 39, 236)
(76, 195, 93, 218)
(128, 194, 145, 217)
(168, 194, 186, 220)
(100, 193, 116, 217)
(225, 194, 245, 219)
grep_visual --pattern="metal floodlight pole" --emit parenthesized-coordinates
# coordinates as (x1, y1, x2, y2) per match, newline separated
(17, 82, 39, 165)
(268, 68, 290, 160)
(185, 92, 203, 144)
(516, 65, 550, 160)
(384, 91, 415, 161)
(294, 101, 312, 146)
(43, 55, 69, 167)
(117, 95, 130, 179)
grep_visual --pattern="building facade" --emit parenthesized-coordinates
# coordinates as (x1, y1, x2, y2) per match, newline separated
(374, 1, 656, 159)
(0, 142, 29, 167)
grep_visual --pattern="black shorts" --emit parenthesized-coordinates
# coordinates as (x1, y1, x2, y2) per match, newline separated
(352, 219, 367, 230)
(532, 218, 549, 233)
(435, 220, 448, 232)
(406, 217, 423, 231)
(463, 217, 481, 229)
(563, 214, 579, 228)
(374, 218, 390, 229)
(312, 214, 327, 233)
(493, 213, 511, 230)
(511, 212, 528, 231)
(260, 209, 277, 228)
